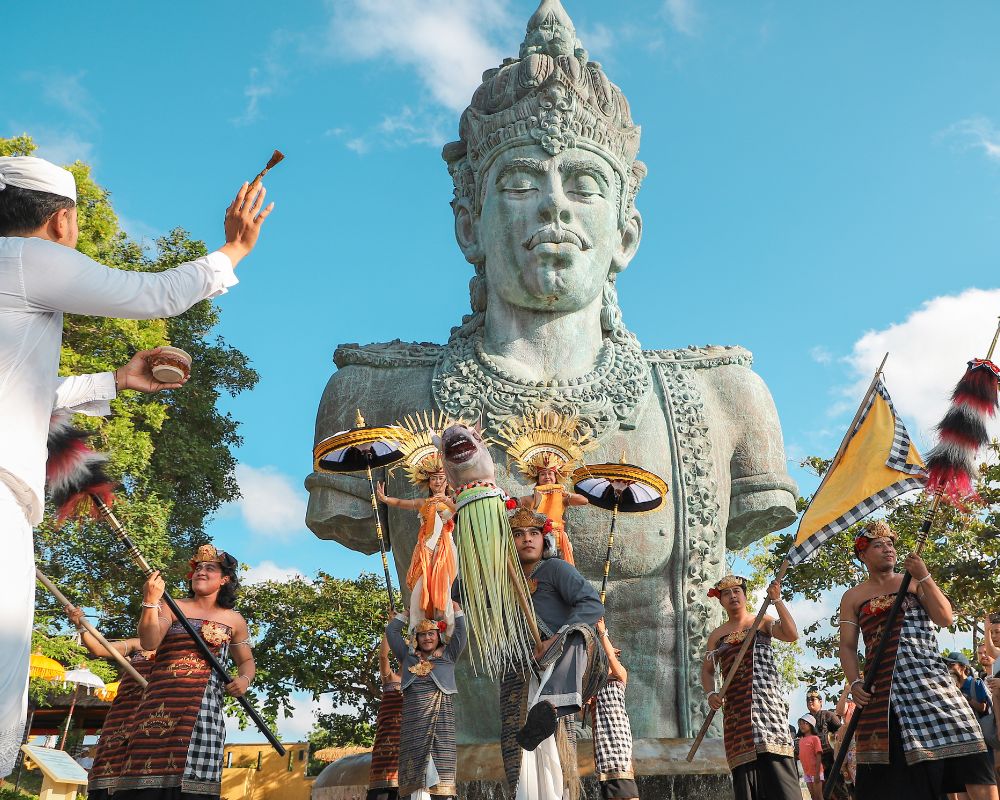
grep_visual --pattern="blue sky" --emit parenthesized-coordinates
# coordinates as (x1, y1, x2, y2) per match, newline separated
(8, 0, 999, 741)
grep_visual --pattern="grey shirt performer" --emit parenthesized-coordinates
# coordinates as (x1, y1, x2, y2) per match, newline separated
(387, 603, 467, 799)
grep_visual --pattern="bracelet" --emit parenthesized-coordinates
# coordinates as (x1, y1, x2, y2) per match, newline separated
(113, 368, 124, 392)
(850, 678, 864, 688)
(916, 573, 932, 584)
(141, 601, 161, 609)
(707, 690, 721, 700)
(238, 674, 251, 687)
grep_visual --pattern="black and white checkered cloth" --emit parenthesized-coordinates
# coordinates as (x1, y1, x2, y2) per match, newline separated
(788, 380, 926, 566)
(892, 598, 986, 764)
(750, 635, 794, 756)
(593, 679, 634, 778)
(183, 642, 228, 790)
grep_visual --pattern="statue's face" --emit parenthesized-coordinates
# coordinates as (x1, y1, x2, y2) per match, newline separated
(476, 144, 630, 313)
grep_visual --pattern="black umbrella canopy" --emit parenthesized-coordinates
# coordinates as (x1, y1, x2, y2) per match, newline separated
(313, 410, 405, 473)
(572, 461, 668, 513)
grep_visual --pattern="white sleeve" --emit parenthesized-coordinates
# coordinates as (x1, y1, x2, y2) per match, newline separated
(53, 373, 117, 417)
(20, 238, 237, 320)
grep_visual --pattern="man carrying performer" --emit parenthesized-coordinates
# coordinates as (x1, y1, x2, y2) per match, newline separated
(500, 506, 607, 800)
(701, 574, 800, 799)
(0, 154, 273, 777)
(838, 520, 996, 799)
(386, 601, 466, 799)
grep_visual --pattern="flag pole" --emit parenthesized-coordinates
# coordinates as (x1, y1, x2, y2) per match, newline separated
(687, 353, 888, 761)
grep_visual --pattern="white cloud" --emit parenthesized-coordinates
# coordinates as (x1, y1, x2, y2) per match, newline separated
(843, 288, 1000, 447)
(345, 137, 370, 155)
(576, 23, 614, 57)
(226, 691, 334, 744)
(21, 71, 98, 129)
(809, 346, 833, 365)
(242, 560, 306, 585)
(663, 0, 699, 36)
(230, 464, 307, 536)
(943, 116, 1000, 164)
(11, 126, 97, 168)
(234, 32, 296, 125)
(324, 0, 515, 113)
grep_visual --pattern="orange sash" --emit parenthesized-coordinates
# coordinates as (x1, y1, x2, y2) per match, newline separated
(534, 484, 574, 566)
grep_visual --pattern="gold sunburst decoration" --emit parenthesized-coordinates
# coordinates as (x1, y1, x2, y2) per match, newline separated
(495, 409, 595, 481)
(393, 410, 454, 486)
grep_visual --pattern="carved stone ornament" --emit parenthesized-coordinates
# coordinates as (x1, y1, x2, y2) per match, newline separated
(432, 330, 650, 439)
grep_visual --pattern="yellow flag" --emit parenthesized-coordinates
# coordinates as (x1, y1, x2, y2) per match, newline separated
(788, 380, 925, 565)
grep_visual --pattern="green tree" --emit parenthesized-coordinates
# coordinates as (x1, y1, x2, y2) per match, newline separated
(238, 572, 399, 740)
(0, 134, 257, 641)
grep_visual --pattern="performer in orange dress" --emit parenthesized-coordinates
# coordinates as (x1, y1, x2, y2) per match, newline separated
(498, 410, 593, 566)
(378, 415, 457, 636)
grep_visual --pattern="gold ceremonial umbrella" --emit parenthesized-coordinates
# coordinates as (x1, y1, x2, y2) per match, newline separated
(29, 652, 66, 682)
(97, 681, 120, 702)
(314, 410, 405, 609)
(572, 458, 668, 604)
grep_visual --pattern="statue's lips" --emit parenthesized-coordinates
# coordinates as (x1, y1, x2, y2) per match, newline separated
(444, 436, 477, 464)
(524, 227, 591, 251)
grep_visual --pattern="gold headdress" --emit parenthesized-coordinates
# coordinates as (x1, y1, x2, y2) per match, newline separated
(707, 574, 747, 599)
(853, 519, 897, 556)
(187, 543, 230, 579)
(496, 409, 594, 481)
(394, 411, 452, 486)
(508, 506, 550, 531)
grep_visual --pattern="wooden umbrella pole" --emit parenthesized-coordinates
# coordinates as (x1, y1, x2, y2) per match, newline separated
(35, 568, 147, 688)
(686, 559, 790, 761)
(366, 460, 396, 612)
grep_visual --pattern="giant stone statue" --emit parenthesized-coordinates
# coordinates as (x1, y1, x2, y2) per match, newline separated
(306, 0, 797, 744)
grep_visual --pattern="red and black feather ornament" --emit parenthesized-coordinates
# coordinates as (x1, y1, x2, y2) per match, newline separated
(924, 358, 1000, 503)
(45, 411, 115, 522)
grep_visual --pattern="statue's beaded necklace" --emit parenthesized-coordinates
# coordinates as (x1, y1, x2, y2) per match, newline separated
(432, 330, 650, 439)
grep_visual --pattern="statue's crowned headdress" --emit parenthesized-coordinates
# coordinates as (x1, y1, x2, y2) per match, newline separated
(442, 0, 646, 224)
(496, 408, 594, 482)
(395, 411, 453, 486)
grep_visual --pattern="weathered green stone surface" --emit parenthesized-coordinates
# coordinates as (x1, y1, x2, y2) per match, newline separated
(306, 0, 797, 744)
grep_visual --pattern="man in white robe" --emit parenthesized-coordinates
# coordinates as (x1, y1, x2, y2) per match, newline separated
(0, 155, 273, 776)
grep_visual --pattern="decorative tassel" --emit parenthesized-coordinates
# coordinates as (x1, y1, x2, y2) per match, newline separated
(249, 150, 285, 187)
(45, 411, 115, 522)
(925, 358, 1000, 503)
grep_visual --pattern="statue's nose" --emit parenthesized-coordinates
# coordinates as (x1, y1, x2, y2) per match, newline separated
(538, 184, 573, 225)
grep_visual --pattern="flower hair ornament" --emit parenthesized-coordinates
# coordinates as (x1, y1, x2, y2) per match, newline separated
(707, 574, 747, 599)
(853, 520, 897, 558)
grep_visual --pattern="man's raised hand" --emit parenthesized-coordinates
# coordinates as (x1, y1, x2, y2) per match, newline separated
(221, 181, 275, 267)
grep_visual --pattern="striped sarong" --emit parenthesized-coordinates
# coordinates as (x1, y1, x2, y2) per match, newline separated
(593, 679, 638, 798)
(88, 652, 156, 794)
(369, 683, 403, 791)
(398, 678, 456, 797)
(857, 593, 986, 765)
(116, 619, 231, 796)
(715, 629, 793, 770)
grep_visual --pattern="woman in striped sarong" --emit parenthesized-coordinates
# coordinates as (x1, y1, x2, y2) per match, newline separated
(701, 575, 800, 800)
(116, 544, 255, 800)
(65, 606, 156, 800)
(368, 634, 403, 800)
(387, 604, 467, 799)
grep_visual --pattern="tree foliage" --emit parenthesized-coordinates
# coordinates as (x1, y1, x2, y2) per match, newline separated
(1, 134, 257, 652)
(238, 573, 399, 744)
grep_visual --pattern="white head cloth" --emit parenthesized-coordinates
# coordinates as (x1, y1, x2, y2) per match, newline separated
(0, 157, 76, 202)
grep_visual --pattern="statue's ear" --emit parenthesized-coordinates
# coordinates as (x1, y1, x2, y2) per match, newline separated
(611, 208, 642, 274)
(453, 198, 483, 265)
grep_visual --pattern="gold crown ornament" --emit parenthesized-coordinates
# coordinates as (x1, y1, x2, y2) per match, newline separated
(442, 0, 646, 226)
(496, 409, 594, 482)
(853, 520, 897, 555)
(707, 574, 747, 599)
(394, 411, 454, 486)
(508, 506, 552, 531)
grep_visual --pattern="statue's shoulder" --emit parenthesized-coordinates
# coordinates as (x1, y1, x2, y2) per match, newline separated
(333, 339, 443, 370)
(643, 344, 754, 371)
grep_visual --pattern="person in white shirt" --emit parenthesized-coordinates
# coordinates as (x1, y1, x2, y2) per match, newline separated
(0, 155, 273, 777)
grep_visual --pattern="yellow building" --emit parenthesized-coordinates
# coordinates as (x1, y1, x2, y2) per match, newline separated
(221, 741, 313, 800)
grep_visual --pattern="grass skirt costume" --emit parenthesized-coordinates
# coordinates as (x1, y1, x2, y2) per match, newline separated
(500, 624, 607, 800)
(397, 677, 457, 798)
(713, 629, 799, 800)
(453, 483, 535, 678)
(115, 619, 231, 799)
(367, 680, 403, 800)
(854, 593, 993, 797)
(592, 678, 638, 800)
(88, 651, 156, 799)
